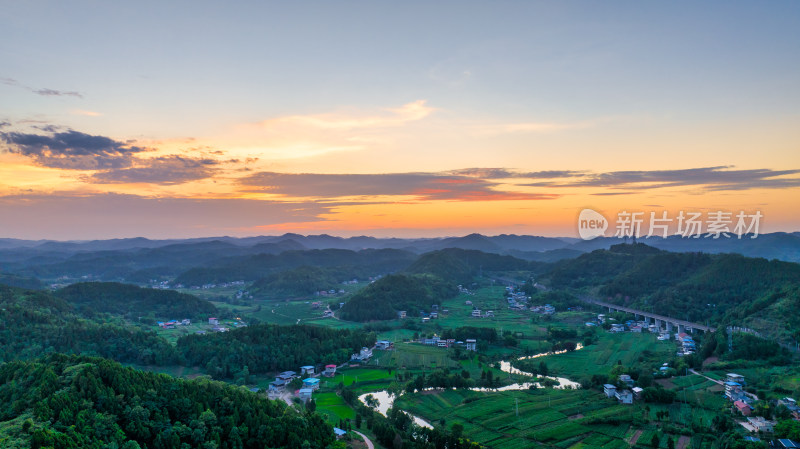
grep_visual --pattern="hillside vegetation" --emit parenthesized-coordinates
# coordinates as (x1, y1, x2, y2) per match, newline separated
(250, 266, 341, 299)
(338, 273, 458, 321)
(0, 354, 335, 449)
(405, 248, 539, 285)
(177, 324, 376, 379)
(545, 243, 800, 342)
(56, 282, 217, 320)
(0, 285, 177, 365)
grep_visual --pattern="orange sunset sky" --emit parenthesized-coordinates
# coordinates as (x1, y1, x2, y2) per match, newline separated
(1, 2, 799, 240)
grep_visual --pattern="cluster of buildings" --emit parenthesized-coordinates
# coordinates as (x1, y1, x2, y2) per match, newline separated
(420, 304, 448, 322)
(267, 364, 339, 401)
(417, 335, 477, 351)
(531, 304, 556, 315)
(188, 280, 246, 290)
(676, 332, 696, 355)
(603, 381, 638, 405)
(350, 347, 373, 362)
(157, 318, 191, 329)
(315, 289, 346, 297)
(470, 308, 494, 318)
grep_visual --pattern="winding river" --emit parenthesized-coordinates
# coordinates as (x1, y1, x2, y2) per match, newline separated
(358, 344, 584, 428)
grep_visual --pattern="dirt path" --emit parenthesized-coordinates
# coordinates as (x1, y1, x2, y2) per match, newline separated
(353, 431, 374, 449)
(629, 429, 643, 446)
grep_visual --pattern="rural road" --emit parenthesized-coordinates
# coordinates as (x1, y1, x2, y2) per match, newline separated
(353, 431, 374, 449)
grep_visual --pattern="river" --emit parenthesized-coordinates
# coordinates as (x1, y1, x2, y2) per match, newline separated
(358, 344, 584, 428)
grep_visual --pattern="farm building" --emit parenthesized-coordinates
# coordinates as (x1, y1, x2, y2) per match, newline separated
(303, 378, 321, 390)
(323, 364, 337, 377)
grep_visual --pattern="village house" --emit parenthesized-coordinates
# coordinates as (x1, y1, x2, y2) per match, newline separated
(485, 310, 494, 317)
(277, 371, 296, 382)
(437, 340, 448, 348)
(734, 400, 753, 416)
(615, 390, 633, 405)
(422, 317, 430, 323)
(208, 317, 219, 325)
(181, 319, 191, 325)
(398, 310, 407, 318)
(298, 388, 313, 402)
(303, 378, 321, 391)
(268, 378, 287, 392)
(323, 364, 337, 377)
(725, 381, 745, 401)
(619, 374, 634, 387)
(727, 373, 746, 385)
(430, 311, 438, 319)
(604, 384, 617, 397)
(300, 365, 315, 375)
(471, 309, 482, 317)
(465, 339, 477, 351)
(747, 416, 776, 433)
(632, 387, 644, 400)
(351, 347, 372, 362)
(375, 340, 393, 350)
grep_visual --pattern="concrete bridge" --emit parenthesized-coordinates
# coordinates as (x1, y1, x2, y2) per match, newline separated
(581, 297, 717, 334)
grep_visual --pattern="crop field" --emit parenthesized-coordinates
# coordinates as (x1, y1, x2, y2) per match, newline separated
(394, 387, 656, 448)
(531, 332, 676, 379)
(314, 391, 356, 422)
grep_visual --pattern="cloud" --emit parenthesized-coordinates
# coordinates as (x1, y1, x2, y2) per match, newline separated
(1, 77, 83, 98)
(259, 100, 435, 131)
(88, 156, 220, 185)
(450, 168, 584, 179)
(523, 166, 800, 191)
(1, 129, 146, 169)
(239, 171, 559, 202)
(71, 109, 102, 117)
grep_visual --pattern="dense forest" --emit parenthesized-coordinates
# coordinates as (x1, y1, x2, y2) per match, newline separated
(338, 274, 458, 322)
(0, 354, 336, 449)
(543, 243, 800, 342)
(405, 248, 540, 285)
(174, 248, 417, 286)
(0, 285, 177, 365)
(56, 282, 218, 321)
(250, 266, 342, 299)
(177, 324, 376, 380)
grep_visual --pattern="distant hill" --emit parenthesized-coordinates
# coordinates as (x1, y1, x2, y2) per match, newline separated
(55, 281, 217, 320)
(174, 248, 416, 286)
(405, 248, 540, 285)
(251, 265, 340, 298)
(0, 272, 43, 289)
(339, 273, 457, 321)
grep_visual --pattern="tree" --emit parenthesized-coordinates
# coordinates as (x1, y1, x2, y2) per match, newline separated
(651, 433, 660, 448)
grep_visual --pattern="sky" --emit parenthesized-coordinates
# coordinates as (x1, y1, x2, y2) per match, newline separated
(1, 1, 799, 240)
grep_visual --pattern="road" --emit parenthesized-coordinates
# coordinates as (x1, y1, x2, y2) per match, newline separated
(353, 431, 374, 449)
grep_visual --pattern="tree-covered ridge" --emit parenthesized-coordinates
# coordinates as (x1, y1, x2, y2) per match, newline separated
(174, 248, 416, 286)
(405, 248, 539, 285)
(546, 243, 800, 342)
(0, 273, 43, 290)
(177, 324, 376, 379)
(56, 282, 218, 320)
(0, 284, 177, 365)
(338, 273, 458, 322)
(0, 354, 336, 449)
(250, 266, 341, 299)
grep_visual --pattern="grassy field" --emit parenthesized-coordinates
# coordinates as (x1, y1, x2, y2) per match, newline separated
(395, 388, 644, 448)
(530, 331, 676, 380)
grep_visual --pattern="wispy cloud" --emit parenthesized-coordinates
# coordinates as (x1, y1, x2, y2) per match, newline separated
(239, 171, 559, 202)
(523, 166, 800, 191)
(2, 77, 83, 98)
(71, 109, 102, 117)
(88, 156, 220, 185)
(258, 100, 435, 131)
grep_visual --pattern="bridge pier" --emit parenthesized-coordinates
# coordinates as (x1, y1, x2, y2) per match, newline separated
(666, 321, 673, 332)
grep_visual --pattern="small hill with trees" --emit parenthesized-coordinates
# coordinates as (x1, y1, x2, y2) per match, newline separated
(338, 273, 457, 321)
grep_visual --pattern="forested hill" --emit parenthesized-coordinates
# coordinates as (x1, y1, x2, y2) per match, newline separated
(405, 248, 541, 285)
(250, 265, 342, 298)
(174, 248, 417, 286)
(55, 281, 217, 320)
(543, 243, 800, 343)
(0, 273, 43, 290)
(338, 273, 458, 322)
(0, 284, 177, 365)
(0, 354, 336, 449)
(177, 324, 376, 380)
